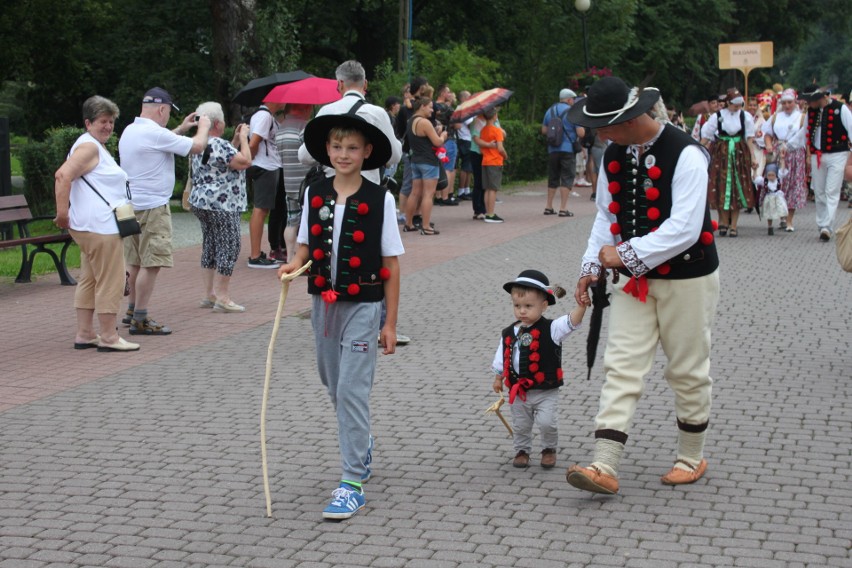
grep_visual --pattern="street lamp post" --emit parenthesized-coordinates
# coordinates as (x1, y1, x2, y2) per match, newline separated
(575, 0, 591, 71)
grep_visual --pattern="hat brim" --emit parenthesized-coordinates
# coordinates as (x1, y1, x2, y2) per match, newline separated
(567, 89, 660, 128)
(502, 281, 556, 305)
(804, 91, 827, 102)
(304, 114, 392, 171)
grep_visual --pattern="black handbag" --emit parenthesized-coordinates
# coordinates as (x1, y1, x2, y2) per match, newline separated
(437, 163, 448, 191)
(81, 176, 142, 238)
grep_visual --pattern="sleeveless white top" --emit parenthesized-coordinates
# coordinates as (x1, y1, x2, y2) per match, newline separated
(69, 132, 129, 234)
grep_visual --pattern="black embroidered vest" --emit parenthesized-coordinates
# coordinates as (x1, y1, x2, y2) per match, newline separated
(604, 125, 719, 280)
(807, 100, 850, 154)
(501, 317, 563, 401)
(306, 177, 388, 302)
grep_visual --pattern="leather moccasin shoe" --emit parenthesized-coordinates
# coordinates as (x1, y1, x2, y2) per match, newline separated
(566, 464, 619, 494)
(97, 337, 140, 352)
(661, 459, 707, 486)
(512, 450, 530, 468)
(540, 448, 557, 469)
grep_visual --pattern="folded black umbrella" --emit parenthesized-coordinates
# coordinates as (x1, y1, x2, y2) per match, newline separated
(586, 273, 611, 380)
(232, 70, 313, 106)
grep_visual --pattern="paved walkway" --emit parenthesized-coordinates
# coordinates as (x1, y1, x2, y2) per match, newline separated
(1, 184, 850, 567)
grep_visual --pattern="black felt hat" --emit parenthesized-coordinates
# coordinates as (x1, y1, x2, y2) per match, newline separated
(567, 76, 661, 128)
(303, 113, 392, 171)
(503, 269, 558, 305)
(802, 86, 829, 103)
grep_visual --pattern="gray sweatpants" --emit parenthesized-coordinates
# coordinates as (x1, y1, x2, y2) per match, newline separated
(509, 389, 559, 453)
(311, 296, 381, 482)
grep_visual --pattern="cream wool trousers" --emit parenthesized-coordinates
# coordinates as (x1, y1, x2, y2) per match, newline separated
(594, 269, 720, 435)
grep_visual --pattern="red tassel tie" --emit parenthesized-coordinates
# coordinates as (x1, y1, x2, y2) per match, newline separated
(508, 378, 534, 404)
(622, 275, 649, 302)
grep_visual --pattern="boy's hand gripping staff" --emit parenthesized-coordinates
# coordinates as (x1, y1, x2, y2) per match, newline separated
(260, 260, 312, 517)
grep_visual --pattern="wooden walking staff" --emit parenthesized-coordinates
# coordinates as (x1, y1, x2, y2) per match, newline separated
(260, 260, 312, 518)
(484, 394, 513, 437)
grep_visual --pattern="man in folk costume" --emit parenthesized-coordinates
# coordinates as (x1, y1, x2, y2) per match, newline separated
(690, 93, 720, 142)
(803, 87, 852, 241)
(565, 77, 720, 495)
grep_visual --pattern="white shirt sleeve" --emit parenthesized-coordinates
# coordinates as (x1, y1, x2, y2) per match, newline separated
(841, 104, 852, 137)
(296, 189, 311, 245)
(381, 191, 404, 257)
(625, 145, 709, 270)
(550, 314, 582, 344)
(700, 113, 718, 140)
(580, 160, 619, 275)
(154, 129, 194, 158)
(744, 111, 756, 139)
(762, 114, 776, 138)
(491, 341, 504, 375)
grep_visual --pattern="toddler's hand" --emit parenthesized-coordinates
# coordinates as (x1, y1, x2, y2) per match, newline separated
(276, 262, 299, 280)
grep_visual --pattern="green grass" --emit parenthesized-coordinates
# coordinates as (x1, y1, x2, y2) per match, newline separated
(0, 220, 81, 280)
(10, 155, 22, 176)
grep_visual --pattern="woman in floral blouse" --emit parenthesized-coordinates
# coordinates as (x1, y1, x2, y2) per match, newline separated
(189, 101, 252, 312)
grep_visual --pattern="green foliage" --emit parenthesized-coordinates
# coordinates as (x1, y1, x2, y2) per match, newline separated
(0, 220, 81, 279)
(501, 120, 548, 183)
(18, 127, 118, 216)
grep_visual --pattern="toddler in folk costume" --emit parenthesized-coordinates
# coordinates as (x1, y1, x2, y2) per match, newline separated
(492, 270, 589, 469)
(755, 163, 788, 235)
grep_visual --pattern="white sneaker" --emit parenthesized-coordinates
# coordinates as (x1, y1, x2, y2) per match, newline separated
(213, 301, 246, 313)
(576, 179, 592, 187)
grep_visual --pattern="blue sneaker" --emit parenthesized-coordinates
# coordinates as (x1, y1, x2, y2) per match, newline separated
(361, 435, 374, 482)
(322, 483, 365, 520)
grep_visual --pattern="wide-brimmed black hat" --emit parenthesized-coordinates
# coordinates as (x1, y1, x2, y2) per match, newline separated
(567, 76, 661, 128)
(802, 86, 828, 102)
(304, 113, 392, 171)
(503, 269, 557, 305)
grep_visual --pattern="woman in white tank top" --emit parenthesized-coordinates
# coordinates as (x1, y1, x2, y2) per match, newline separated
(54, 96, 140, 352)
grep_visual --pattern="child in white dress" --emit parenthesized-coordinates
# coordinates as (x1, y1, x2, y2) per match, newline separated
(756, 163, 788, 235)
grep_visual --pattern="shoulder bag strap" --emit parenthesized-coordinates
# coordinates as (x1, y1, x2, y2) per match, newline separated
(80, 175, 131, 208)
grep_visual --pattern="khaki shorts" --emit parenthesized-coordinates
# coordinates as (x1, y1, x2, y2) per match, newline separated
(124, 204, 173, 268)
(482, 165, 503, 191)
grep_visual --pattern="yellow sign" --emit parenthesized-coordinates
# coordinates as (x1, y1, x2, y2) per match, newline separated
(718, 42, 773, 70)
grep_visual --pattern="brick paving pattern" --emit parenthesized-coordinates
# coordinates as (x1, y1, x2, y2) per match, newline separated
(1, 184, 850, 567)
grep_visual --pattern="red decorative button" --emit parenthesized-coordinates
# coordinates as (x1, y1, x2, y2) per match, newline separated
(700, 231, 714, 245)
(657, 263, 671, 275)
(347, 283, 360, 296)
(607, 160, 621, 174)
(647, 166, 662, 180)
(311, 223, 322, 236)
(312, 248, 325, 261)
(647, 207, 661, 221)
(610, 222, 621, 235)
(529, 363, 540, 373)
(357, 203, 369, 215)
(534, 372, 545, 384)
(711, 219, 719, 231)
(311, 196, 323, 208)
(352, 230, 365, 243)
(349, 256, 361, 268)
(314, 275, 327, 288)
(645, 187, 660, 201)
(608, 202, 621, 214)
(608, 181, 621, 194)
(379, 267, 391, 281)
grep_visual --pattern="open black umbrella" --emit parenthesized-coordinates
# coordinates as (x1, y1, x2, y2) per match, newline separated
(232, 70, 314, 106)
(586, 273, 611, 380)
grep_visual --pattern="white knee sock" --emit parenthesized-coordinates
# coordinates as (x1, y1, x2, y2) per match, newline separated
(674, 430, 706, 471)
(591, 439, 624, 477)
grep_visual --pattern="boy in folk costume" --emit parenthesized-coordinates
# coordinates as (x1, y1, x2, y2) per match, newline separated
(492, 270, 588, 469)
(567, 77, 720, 495)
(277, 112, 403, 519)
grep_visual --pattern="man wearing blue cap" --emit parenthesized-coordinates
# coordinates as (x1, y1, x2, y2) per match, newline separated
(120, 87, 210, 335)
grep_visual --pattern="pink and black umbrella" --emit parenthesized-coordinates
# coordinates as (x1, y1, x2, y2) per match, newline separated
(263, 78, 342, 106)
(450, 88, 513, 123)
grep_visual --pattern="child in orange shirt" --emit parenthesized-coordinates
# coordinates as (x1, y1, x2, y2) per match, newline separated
(479, 108, 508, 223)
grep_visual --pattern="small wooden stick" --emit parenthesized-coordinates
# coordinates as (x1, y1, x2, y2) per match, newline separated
(484, 394, 513, 437)
(261, 261, 312, 518)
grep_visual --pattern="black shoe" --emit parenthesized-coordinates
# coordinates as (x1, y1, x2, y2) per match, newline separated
(248, 255, 280, 269)
(484, 214, 504, 223)
(768, 227, 774, 235)
(121, 308, 133, 326)
(590, 192, 597, 201)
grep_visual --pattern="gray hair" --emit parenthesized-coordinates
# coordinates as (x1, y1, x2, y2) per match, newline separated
(82, 96, 119, 123)
(335, 60, 366, 87)
(195, 101, 225, 125)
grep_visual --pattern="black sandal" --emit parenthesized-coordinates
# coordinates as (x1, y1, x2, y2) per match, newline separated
(718, 225, 728, 236)
(558, 210, 574, 217)
(543, 208, 556, 215)
(728, 228, 738, 238)
(402, 225, 417, 232)
(420, 227, 440, 235)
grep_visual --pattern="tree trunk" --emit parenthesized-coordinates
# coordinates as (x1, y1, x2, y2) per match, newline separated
(211, 0, 257, 123)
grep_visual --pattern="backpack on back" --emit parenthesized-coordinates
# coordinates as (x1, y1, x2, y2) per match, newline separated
(546, 104, 571, 147)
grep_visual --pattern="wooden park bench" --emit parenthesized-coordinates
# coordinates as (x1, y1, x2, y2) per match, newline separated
(0, 195, 76, 285)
